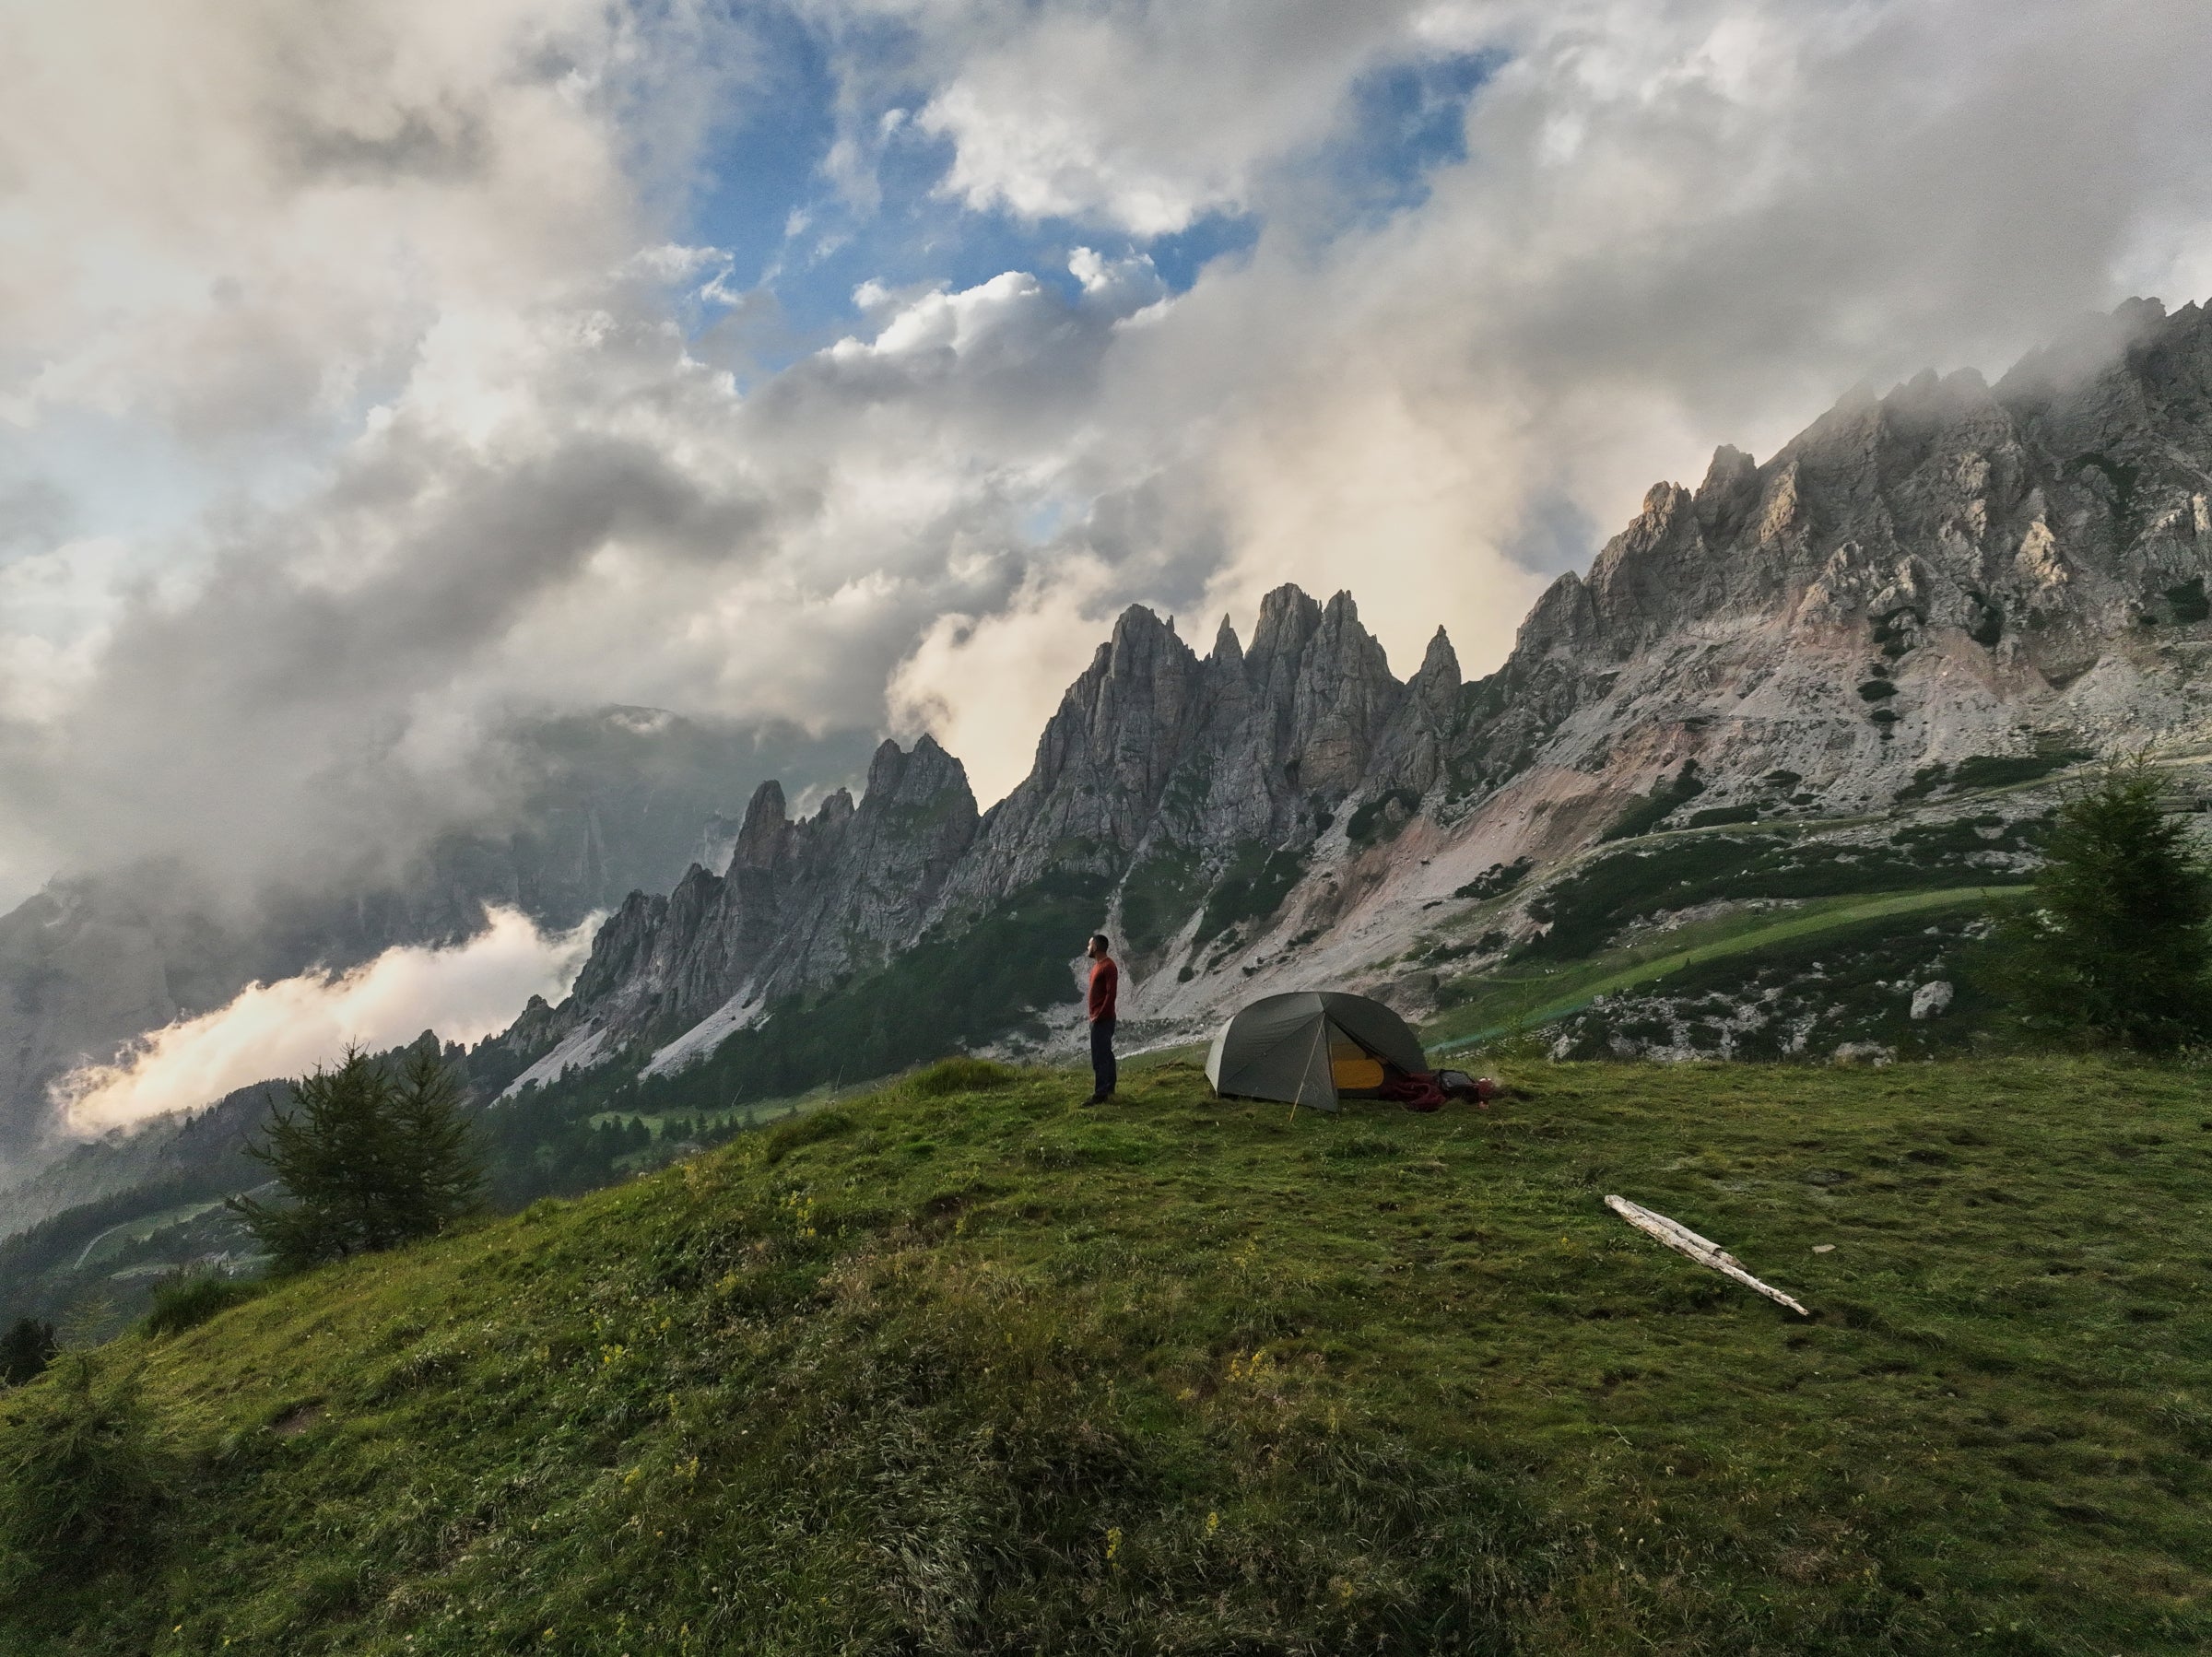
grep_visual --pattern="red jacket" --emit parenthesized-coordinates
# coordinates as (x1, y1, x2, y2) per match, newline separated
(1088, 957, 1118, 1022)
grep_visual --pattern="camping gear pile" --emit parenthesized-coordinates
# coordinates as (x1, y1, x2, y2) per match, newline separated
(1204, 992, 1494, 1113)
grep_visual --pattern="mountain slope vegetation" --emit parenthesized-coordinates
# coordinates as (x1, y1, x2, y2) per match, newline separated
(6, 1057, 2209, 1655)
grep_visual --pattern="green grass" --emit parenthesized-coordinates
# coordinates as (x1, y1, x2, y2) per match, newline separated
(1119, 847, 1206, 958)
(1194, 840, 1310, 953)
(1425, 887, 2021, 1051)
(1517, 824, 2044, 963)
(1537, 903, 2008, 1064)
(71, 1201, 231, 1270)
(6, 1057, 2212, 1654)
(140, 1274, 265, 1338)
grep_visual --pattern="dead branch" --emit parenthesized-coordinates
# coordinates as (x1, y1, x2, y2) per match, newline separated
(1604, 1194, 1809, 1316)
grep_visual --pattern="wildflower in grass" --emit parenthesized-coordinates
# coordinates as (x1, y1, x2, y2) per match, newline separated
(1205, 1510, 1219, 1537)
(1227, 1346, 1277, 1386)
(1105, 1525, 1122, 1563)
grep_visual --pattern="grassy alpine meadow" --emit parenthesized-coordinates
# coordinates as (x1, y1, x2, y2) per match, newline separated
(4, 1054, 2211, 1655)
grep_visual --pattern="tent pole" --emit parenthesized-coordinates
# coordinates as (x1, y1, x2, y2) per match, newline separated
(1295, 1017, 1330, 1122)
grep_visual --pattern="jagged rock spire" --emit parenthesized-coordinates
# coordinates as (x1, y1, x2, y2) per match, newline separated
(1409, 626, 1460, 704)
(731, 780, 788, 872)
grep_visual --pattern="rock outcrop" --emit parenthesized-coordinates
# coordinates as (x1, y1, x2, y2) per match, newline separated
(501, 735, 980, 1086)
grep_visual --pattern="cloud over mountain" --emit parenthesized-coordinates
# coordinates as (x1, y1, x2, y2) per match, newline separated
(5, 0, 2212, 913)
(53, 907, 596, 1135)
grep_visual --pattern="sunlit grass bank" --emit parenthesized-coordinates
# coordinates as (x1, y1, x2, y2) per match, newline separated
(1422, 887, 2018, 1051)
(5, 1056, 2209, 1654)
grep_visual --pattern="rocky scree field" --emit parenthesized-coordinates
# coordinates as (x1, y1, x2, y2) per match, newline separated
(1536, 904, 2008, 1064)
(1404, 781, 2065, 1058)
(3, 1055, 2209, 1655)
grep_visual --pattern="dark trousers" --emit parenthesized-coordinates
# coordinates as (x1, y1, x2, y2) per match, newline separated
(1089, 1017, 1117, 1099)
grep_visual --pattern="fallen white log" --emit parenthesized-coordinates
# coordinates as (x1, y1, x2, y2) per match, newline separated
(1604, 1194, 1810, 1316)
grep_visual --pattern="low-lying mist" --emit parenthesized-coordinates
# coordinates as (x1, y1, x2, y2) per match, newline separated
(49, 907, 597, 1137)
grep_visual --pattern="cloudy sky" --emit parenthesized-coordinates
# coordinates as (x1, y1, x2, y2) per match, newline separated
(5, 0, 2211, 911)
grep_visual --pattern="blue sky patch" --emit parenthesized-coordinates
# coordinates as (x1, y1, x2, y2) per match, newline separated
(1311, 48, 1502, 229)
(673, 12, 1497, 368)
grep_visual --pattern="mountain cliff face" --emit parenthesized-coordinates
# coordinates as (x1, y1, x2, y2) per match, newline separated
(1500, 292, 2212, 805)
(502, 296, 2212, 1091)
(503, 736, 982, 1086)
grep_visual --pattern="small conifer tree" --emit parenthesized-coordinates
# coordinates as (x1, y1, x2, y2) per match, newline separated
(0, 1317, 56, 1386)
(2006, 758, 2212, 1051)
(0, 1353, 170, 1580)
(228, 1045, 484, 1271)
(386, 1044, 483, 1237)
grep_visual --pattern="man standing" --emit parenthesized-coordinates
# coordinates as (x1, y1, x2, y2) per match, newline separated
(1081, 932, 1118, 1107)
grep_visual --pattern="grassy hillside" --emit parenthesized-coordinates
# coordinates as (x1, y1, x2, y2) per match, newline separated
(1533, 903, 2022, 1064)
(1423, 887, 2018, 1052)
(1512, 816, 2043, 964)
(6, 1056, 2210, 1654)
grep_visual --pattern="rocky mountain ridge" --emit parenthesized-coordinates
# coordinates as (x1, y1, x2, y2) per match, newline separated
(500, 297, 2212, 1094)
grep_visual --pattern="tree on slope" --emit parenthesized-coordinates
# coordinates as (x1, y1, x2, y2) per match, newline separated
(0, 1317, 56, 1386)
(2008, 758, 2212, 1051)
(228, 1045, 484, 1271)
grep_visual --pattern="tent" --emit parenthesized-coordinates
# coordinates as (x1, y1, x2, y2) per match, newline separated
(1205, 991, 1429, 1113)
